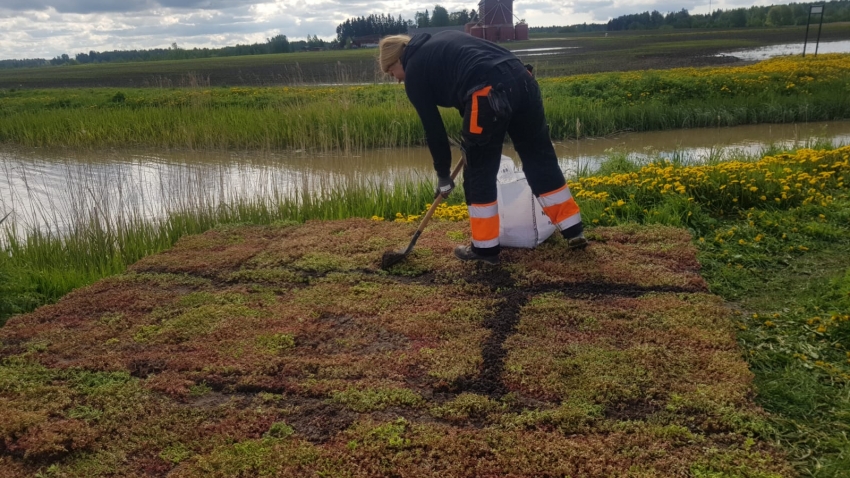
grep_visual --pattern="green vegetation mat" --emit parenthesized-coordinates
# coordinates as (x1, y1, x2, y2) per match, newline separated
(0, 220, 793, 477)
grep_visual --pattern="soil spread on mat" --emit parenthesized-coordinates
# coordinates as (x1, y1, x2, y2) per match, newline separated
(0, 219, 793, 477)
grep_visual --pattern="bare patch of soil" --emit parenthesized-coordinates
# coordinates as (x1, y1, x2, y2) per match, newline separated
(282, 397, 359, 443)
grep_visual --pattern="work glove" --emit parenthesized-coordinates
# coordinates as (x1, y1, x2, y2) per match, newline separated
(435, 175, 455, 199)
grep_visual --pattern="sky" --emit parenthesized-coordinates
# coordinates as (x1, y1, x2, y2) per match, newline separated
(0, 0, 775, 60)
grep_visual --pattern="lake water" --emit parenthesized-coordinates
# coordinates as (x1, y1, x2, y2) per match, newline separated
(2, 120, 849, 236)
(717, 40, 850, 61)
(509, 46, 579, 57)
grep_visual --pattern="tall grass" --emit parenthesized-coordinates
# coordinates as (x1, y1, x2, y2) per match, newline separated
(1, 54, 849, 150)
(0, 172, 445, 323)
(545, 92, 850, 139)
(0, 102, 428, 151)
(0, 213, 40, 326)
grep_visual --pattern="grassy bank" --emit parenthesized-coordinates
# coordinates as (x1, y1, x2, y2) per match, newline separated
(543, 54, 850, 138)
(1, 54, 849, 150)
(561, 145, 850, 476)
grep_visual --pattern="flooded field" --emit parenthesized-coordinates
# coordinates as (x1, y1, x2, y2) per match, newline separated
(509, 46, 578, 57)
(2, 121, 849, 236)
(719, 39, 850, 61)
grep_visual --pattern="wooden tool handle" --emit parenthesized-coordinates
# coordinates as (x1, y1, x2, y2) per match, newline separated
(415, 156, 465, 235)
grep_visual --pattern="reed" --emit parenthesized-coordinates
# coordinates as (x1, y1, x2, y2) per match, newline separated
(0, 170, 449, 323)
(0, 99, 427, 151)
(2, 54, 848, 149)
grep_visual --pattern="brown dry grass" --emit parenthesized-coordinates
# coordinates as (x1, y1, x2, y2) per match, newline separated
(0, 219, 792, 477)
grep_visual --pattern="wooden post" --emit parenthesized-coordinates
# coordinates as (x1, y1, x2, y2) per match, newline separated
(803, 5, 825, 58)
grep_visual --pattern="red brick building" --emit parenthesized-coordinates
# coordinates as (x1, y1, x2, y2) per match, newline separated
(465, 0, 529, 42)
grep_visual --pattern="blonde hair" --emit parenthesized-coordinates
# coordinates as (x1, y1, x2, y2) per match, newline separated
(378, 35, 411, 73)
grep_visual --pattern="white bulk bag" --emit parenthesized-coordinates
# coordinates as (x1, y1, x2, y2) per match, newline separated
(496, 155, 556, 248)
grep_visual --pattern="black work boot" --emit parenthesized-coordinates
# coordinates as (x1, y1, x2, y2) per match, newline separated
(562, 222, 588, 250)
(454, 245, 500, 265)
(567, 234, 588, 250)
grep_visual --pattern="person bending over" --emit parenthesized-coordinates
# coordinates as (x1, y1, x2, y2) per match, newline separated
(378, 31, 587, 265)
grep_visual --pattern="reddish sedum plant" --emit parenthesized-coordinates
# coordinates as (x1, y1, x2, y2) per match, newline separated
(0, 220, 792, 477)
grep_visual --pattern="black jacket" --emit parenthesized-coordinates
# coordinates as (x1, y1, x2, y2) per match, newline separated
(401, 31, 515, 177)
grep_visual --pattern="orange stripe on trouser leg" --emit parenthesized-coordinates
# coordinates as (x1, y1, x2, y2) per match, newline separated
(470, 216, 500, 245)
(469, 86, 492, 135)
(542, 197, 581, 226)
(468, 201, 499, 248)
(538, 184, 582, 228)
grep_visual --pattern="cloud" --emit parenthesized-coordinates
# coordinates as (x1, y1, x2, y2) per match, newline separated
(0, 0, 270, 14)
(560, 0, 703, 19)
(1, 1, 149, 14)
(0, 0, 776, 60)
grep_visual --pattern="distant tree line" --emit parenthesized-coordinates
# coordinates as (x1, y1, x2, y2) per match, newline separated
(0, 34, 325, 69)
(333, 6, 478, 45)
(0, 58, 55, 68)
(607, 0, 849, 30)
(531, 0, 849, 33)
(412, 6, 478, 28)
(335, 14, 409, 44)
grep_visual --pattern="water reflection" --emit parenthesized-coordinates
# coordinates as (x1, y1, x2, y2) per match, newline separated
(717, 40, 850, 61)
(512, 46, 579, 57)
(0, 148, 437, 236)
(2, 121, 849, 236)
(551, 121, 850, 176)
(512, 47, 576, 53)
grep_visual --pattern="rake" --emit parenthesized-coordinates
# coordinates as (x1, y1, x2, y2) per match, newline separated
(380, 154, 465, 269)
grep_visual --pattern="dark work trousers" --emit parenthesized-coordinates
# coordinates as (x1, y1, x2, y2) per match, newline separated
(461, 60, 583, 256)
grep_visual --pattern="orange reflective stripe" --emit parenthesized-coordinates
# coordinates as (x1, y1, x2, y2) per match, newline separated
(469, 86, 492, 135)
(542, 197, 581, 226)
(468, 201, 499, 247)
(538, 184, 581, 226)
(537, 184, 581, 229)
(471, 216, 500, 243)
